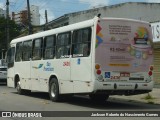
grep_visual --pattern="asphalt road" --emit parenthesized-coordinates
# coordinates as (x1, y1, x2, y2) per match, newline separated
(0, 84, 160, 120)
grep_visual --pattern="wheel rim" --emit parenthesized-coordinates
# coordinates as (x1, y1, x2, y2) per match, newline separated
(51, 82, 57, 97)
(17, 82, 21, 92)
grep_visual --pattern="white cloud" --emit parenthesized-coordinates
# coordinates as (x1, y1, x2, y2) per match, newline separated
(0, 2, 5, 10)
(79, 0, 110, 8)
(147, 0, 160, 3)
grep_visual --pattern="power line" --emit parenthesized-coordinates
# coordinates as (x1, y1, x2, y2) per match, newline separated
(30, 0, 88, 12)
(39, 13, 46, 23)
(9, 0, 20, 12)
(12, 0, 26, 12)
(52, 0, 91, 5)
(9, 0, 89, 16)
(6, 0, 91, 13)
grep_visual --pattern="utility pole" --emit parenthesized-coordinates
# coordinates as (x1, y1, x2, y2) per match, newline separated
(6, 0, 10, 49)
(45, 10, 48, 24)
(27, 0, 32, 34)
(44, 10, 48, 30)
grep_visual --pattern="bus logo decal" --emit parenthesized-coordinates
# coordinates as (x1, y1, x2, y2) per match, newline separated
(44, 62, 54, 71)
(77, 58, 81, 65)
(38, 64, 43, 68)
(32, 64, 43, 69)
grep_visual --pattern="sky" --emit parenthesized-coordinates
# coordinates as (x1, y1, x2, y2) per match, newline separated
(0, 0, 160, 24)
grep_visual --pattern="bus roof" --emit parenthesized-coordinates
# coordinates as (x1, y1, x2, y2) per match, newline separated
(10, 17, 150, 45)
(10, 18, 96, 44)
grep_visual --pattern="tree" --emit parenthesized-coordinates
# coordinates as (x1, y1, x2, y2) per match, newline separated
(0, 17, 20, 58)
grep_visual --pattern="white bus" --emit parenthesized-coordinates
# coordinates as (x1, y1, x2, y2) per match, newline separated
(7, 16, 154, 102)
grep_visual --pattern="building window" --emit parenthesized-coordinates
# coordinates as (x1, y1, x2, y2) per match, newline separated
(22, 40, 32, 61)
(44, 35, 56, 59)
(56, 32, 71, 59)
(72, 28, 91, 57)
(32, 38, 43, 60)
(15, 42, 23, 62)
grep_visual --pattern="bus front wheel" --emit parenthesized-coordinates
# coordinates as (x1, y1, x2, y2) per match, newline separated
(17, 81, 25, 95)
(16, 81, 31, 95)
(49, 78, 62, 102)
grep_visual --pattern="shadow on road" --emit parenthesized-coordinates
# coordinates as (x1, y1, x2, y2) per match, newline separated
(11, 91, 160, 110)
(12, 91, 50, 100)
(0, 83, 7, 86)
(63, 95, 160, 110)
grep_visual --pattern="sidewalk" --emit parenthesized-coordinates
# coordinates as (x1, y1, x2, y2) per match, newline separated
(110, 88, 160, 104)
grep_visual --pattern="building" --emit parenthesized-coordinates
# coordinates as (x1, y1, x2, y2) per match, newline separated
(0, 8, 6, 18)
(46, 2, 160, 85)
(151, 22, 160, 85)
(46, 2, 160, 29)
(12, 10, 28, 25)
(12, 5, 40, 26)
(30, 5, 40, 26)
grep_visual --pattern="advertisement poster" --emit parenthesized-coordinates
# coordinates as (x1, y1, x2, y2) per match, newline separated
(95, 19, 153, 73)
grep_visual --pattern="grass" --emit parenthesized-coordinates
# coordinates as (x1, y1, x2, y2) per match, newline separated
(142, 93, 156, 104)
(147, 101, 155, 104)
(143, 93, 154, 100)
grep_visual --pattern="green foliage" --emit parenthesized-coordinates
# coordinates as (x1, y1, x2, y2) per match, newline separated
(0, 17, 21, 50)
(144, 93, 154, 100)
(147, 101, 155, 104)
(141, 93, 155, 104)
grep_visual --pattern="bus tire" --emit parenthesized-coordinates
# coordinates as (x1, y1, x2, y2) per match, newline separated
(16, 81, 25, 95)
(49, 78, 61, 102)
(89, 94, 109, 102)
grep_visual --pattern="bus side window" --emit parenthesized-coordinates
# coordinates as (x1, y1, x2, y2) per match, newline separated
(15, 42, 23, 62)
(7, 47, 15, 68)
(56, 32, 71, 59)
(22, 40, 32, 61)
(72, 28, 91, 57)
(32, 38, 43, 60)
(44, 35, 56, 59)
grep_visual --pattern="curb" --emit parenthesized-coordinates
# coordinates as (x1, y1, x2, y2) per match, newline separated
(108, 88, 160, 105)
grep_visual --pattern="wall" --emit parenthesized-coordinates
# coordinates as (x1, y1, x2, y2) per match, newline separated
(68, 3, 160, 24)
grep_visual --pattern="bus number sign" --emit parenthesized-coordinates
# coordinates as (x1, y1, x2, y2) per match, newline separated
(111, 76, 120, 80)
(120, 72, 130, 77)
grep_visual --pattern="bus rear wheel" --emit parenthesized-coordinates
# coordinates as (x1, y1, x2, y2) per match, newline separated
(49, 78, 62, 102)
(89, 94, 109, 102)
